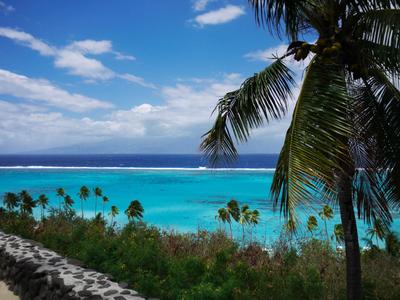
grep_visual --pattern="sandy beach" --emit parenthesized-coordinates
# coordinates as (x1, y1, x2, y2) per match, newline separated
(0, 281, 19, 300)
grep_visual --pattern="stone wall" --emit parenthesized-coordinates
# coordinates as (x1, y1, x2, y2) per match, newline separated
(0, 231, 146, 300)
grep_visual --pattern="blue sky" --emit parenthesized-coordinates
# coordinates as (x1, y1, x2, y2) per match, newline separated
(0, 0, 303, 154)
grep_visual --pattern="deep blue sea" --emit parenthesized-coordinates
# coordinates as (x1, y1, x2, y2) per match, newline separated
(0, 154, 398, 245)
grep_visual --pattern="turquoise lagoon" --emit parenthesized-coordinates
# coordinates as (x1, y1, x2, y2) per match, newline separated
(0, 167, 398, 245)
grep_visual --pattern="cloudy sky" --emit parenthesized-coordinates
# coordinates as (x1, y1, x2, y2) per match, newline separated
(0, 0, 305, 154)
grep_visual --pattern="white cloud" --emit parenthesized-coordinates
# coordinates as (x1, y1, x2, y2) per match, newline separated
(118, 74, 157, 89)
(0, 28, 151, 87)
(0, 70, 295, 153)
(66, 40, 112, 54)
(0, 1, 14, 13)
(194, 5, 245, 27)
(0, 69, 113, 112)
(55, 49, 115, 80)
(0, 27, 55, 56)
(114, 52, 136, 61)
(193, 0, 214, 11)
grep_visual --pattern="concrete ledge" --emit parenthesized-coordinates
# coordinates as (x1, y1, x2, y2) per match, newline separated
(0, 231, 145, 300)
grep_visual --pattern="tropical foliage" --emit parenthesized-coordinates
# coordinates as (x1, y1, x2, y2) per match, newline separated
(1, 207, 399, 300)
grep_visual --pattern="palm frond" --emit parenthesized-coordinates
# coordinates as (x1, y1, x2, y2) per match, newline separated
(201, 59, 295, 166)
(350, 68, 400, 224)
(358, 40, 400, 75)
(271, 59, 352, 220)
(345, 0, 400, 13)
(357, 9, 400, 51)
(248, 0, 312, 40)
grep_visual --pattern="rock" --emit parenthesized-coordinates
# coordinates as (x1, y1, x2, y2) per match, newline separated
(104, 289, 118, 296)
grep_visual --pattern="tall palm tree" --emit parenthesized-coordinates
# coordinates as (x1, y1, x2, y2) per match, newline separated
(215, 207, 230, 232)
(102, 196, 109, 218)
(56, 188, 65, 210)
(284, 218, 296, 237)
(333, 223, 345, 247)
(366, 218, 387, 245)
(3, 192, 20, 212)
(226, 199, 240, 238)
(125, 200, 144, 223)
(93, 187, 102, 216)
(78, 186, 90, 218)
(109, 205, 119, 225)
(37, 194, 49, 221)
(307, 215, 318, 237)
(201, 2, 400, 298)
(319, 205, 334, 241)
(385, 231, 400, 256)
(63, 195, 74, 210)
(249, 209, 260, 241)
(239, 204, 252, 243)
(19, 190, 36, 215)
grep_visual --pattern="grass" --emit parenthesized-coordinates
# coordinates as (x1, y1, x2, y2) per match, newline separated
(0, 209, 399, 300)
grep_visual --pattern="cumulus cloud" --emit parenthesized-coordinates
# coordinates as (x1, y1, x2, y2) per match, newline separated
(0, 69, 113, 112)
(0, 27, 150, 87)
(54, 49, 115, 80)
(194, 5, 245, 27)
(0, 70, 295, 153)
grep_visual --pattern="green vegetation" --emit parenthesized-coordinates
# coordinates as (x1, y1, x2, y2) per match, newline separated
(201, 1, 400, 298)
(1, 189, 400, 299)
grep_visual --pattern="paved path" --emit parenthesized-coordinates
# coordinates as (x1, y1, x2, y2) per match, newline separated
(0, 281, 19, 300)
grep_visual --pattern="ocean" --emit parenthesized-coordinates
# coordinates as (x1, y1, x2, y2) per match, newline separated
(0, 154, 398, 245)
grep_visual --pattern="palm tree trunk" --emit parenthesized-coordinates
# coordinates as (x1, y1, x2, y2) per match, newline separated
(94, 196, 97, 216)
(229, 222, 233, 239)
(324, 220, 329, 243)
(81, 200, 84, 218)
(337, 170, 362, 300)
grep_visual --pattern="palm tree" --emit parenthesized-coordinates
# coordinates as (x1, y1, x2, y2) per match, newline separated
(333, 224, 345, 248)
(239, 204, 252, 243)
(37, 194, 49, 221)
(215, 207, 230, 232)
(201, 3, 400, 297)
(319, 205, 334, 241)
(102, 196, 109, 218)
(385, 231, 400, 256)
(249, 209, 260, 241)
(93, 187, 102, 216)
(56, 188, 65, 210)
(3, 192, 20, 212)
(109, 205, 119, 225)
(284, 218, 296, 237)
(366, 218, 387, 246)
(307, 215, 318, 237)
(78, 186, 90, 218)
(19, 190, 36, 215)
(226, 199, 240, 238)
(63, 195, 74, 210)
(125, 200, 144, 223)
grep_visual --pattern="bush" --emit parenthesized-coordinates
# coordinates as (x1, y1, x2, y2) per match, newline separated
(1, 211, 399, 300)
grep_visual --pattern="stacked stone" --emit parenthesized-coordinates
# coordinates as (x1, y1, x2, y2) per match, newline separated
(0, 231, 145, 300)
